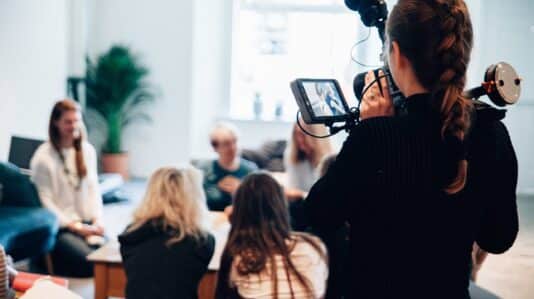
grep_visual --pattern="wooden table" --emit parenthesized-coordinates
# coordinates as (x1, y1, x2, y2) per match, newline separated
(87, 212, 230, 299)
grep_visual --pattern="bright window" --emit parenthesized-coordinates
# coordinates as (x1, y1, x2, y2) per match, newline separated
(230, 0, 386, 121)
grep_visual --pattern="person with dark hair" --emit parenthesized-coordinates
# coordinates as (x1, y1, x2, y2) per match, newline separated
(30, 99, 104, 277)
(215, 173, 328, 299)
(306, 1, 518, 298)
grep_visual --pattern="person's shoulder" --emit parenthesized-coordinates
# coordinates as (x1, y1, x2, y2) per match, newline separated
(291, 233, 326, 255)
(34, 141, 54, 156)
(193, 231, 215, 248)
(345, 116, 405, 146)
(30, 142, 55, 166)
(240, 158, 258, 171)
(173, 232, 216, 261)
(199, 232, 216, 252)
(196, 160, 218, 178)
(196, 159, 216, 171)
(82, 141, 97, 155)
(355, 116, 403, 134)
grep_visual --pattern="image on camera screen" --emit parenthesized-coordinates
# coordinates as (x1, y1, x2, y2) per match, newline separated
(302, 81, 348, 117)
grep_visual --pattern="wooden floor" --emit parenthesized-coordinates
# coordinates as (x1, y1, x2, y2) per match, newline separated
(68, 180, 534, 299)
(475, 194, 534, 299)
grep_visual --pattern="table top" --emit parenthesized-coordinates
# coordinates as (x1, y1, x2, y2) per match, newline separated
(87, 211, 231, 271)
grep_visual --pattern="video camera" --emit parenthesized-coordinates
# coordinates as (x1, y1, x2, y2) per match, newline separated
(291, 0, 522, 136)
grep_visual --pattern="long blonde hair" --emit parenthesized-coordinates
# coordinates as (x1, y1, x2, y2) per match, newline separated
(288, 122, 334, 167)
(128, 167, 209, 244)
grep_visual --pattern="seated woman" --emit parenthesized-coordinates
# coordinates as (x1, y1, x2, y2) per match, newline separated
(284, 122, 334, 199)
(201, 123, 257, 211)
(216, 173, 328, 299)
(283, 122, 334, 230)
(30, 99, 104, 277)
(119, 167, 215, 299)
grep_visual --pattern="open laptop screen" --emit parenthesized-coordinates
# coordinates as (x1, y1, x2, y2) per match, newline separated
(8, 136, 44, 172)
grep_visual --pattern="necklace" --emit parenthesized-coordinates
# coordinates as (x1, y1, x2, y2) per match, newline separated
(58, 150, 82, 191)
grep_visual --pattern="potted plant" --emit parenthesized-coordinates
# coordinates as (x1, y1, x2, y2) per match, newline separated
(85, 45, 155, 179)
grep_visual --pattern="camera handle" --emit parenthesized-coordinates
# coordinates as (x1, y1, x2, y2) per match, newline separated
(296, 107, 360, 139)
(325, 106, 361, 135)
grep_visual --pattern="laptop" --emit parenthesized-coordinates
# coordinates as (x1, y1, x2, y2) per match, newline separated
(8, 136, 45, 175)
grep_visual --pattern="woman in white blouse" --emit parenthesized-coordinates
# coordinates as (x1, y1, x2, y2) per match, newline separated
(284, 122, 334, 195)
(30, 99, 103, 277)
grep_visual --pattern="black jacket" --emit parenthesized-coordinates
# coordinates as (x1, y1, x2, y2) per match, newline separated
(306, 93, 518, 299)
(119, 222, 215, 299)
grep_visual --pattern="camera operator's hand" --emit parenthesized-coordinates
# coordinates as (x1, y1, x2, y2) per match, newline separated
(360, 70, 394, 120)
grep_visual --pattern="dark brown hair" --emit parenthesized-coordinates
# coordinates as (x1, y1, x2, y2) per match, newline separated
(387, 0, 473, 193)
(215, 173, 326, 299)
(48, 99, 87, 179)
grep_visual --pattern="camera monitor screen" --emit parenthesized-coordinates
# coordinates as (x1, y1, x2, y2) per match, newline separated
(291, 79, 351, 124)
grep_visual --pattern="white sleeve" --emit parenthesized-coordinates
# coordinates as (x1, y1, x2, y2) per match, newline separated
(302, 240, 329, 298)
(30, 154, 72, 227)
(86, 145, 103, 222)
(283, 153, 301, 189)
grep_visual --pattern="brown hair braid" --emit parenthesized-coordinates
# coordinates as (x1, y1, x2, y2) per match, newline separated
(387, 0, 474, 194)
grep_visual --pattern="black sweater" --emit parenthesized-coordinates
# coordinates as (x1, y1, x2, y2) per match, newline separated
(306, 93, 518, 299)
(118, 222, 215, 299)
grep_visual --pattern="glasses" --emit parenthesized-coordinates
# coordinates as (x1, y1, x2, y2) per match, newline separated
(211, 138, 236, 149)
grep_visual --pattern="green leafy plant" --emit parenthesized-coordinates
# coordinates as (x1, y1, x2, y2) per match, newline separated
(85, 45, 155, 154)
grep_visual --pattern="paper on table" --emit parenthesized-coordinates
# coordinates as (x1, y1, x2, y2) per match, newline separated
(20, 280, 81, 299)
(207, 212, 231, 270)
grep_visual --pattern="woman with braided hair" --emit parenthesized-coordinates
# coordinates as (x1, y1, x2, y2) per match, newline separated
(306, 0, 518, 298)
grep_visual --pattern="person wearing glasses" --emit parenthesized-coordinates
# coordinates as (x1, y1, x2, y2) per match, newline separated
(200, 123, 258, 211)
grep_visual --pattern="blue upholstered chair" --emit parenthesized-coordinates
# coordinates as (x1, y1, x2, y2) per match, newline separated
(0, 162, 58, 262)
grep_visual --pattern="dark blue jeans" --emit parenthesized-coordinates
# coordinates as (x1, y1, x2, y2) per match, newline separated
(51, 230, 101, 278)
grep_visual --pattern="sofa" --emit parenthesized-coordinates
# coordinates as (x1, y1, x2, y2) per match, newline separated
(241, 140, 287, 172)
(0, 162, 58, 261)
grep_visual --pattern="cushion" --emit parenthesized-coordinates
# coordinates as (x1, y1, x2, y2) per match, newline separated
(0, 207, 58, 261)
(0, 162, 41, 207)
(241, 140, 287, 172)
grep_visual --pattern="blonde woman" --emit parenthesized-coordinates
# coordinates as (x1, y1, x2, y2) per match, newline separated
(284, 122, 334, 196)
(119, 167, 215, 299)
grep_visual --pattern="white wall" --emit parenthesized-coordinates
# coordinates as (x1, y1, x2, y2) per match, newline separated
(86, 0, 195, 177)
(0, 0, 68, 160)
(473, 0, 534, 193)
(190, 0, 234, 159)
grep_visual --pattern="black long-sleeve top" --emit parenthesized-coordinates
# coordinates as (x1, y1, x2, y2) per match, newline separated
(119, 222, 215, 299)
(306, 93, 519, 299)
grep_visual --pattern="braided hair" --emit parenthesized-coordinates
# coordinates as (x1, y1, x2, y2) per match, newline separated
(387, 0, 474, 194)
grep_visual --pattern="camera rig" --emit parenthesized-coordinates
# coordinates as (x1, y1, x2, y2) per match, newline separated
(292, 0, 523, 138)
